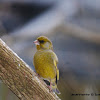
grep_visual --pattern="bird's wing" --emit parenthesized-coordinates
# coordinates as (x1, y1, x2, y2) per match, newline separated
(53, 54, 59, 84)
(54, 59, 59, 78)
(47, 50, 59, 83)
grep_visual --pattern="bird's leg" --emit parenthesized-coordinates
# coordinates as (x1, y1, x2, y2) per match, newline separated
(35, 73, 40, 77)
(48, 80, 52, 92)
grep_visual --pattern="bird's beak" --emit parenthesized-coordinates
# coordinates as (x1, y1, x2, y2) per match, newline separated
(33, 40, 40, 45)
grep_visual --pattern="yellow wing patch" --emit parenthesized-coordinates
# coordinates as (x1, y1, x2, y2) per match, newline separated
(57, 69, 59, 80)
(54, 60, 59, 80)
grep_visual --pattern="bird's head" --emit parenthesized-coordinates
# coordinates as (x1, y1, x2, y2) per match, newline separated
(34, 36, 53, 50)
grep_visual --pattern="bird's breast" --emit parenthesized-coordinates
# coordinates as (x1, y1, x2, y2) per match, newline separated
(33, 50, 56, 79)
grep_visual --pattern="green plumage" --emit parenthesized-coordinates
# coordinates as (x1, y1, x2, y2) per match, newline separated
(34, 50, 58, 80)
(33, 36, 60, 94)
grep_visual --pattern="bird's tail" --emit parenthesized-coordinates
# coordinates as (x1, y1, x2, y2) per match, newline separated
(52, 83, 61, 94)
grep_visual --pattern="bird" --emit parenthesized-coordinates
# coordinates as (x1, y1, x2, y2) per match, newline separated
(33, 36, 60, 94)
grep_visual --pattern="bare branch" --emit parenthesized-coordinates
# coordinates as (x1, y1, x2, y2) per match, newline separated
(9, 0, 78, 38)
(56, 23, 100, 44)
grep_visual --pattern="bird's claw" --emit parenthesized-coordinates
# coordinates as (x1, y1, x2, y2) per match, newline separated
(35, 73, 40, 77)
(48, 85, 52, 92)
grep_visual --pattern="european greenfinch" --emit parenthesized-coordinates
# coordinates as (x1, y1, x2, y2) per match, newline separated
(33, 36, 60, 94)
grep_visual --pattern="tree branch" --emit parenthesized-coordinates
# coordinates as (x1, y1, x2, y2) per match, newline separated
(61, 23, 100, 44)
(0, 39, 60, 100)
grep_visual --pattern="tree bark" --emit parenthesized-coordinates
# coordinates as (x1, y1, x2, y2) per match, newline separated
(0, 39, 60, 100)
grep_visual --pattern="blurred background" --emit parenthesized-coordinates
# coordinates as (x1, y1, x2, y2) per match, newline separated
(0, 0, 100, 100)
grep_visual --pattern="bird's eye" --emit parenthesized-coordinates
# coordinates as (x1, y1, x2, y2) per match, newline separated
(39, 40, 44, 43)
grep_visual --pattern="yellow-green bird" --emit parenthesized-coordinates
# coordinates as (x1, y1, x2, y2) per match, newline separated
(33, 36, 60, 94)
